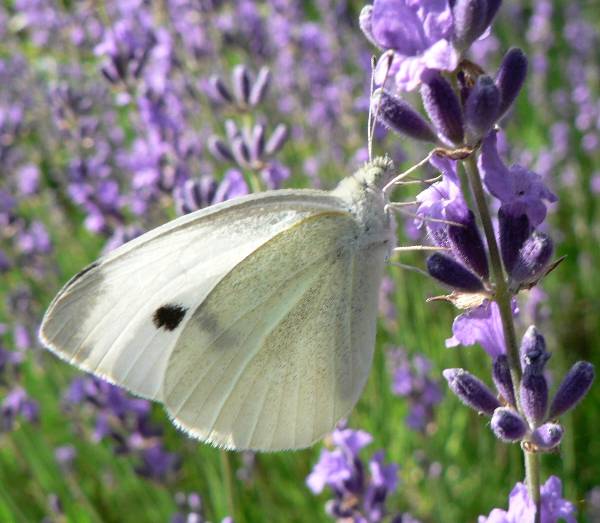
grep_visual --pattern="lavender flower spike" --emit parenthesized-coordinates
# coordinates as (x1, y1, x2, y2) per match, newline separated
(443, 368, 500, 415)
(421, 70, 464, 145)
(548, 361, 595, 419)
(510, 232, 554, 287)
(520, 369, 548, 428)
(491, 407, 528, 442)
(519, 325, 550, 374)
(452, 0, 490, 52)
(427, 253, 484, 292)
(492, 355, 516, 407)
(372, 89, 437, 143)
(496, 48, 528, 117)
(464, 75, 500, 140)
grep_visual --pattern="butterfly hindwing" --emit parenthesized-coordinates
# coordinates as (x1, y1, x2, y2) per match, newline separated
(163, 210, 388, 450)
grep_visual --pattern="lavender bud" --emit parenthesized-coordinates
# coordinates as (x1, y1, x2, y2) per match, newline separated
(359, 6, 379, 48)
(225, 119, 240, 142)
(447, 210, 489, 279)
(520, 326, 550, 374)
(443, 368, 500, 415)
(531, 423, 564, 450)
(208, 75, 233, 104)
(483, 0, 502, 28)
(510, 232, 554, 285)
(427, 253, 484, 292)
(499, 207, 531, 274)
(232, 64, 252, 106)
(249, 124, 266, 164)
(372, 89, 437, 143)
(175, 177, 216, 214)
(548, 361, 595, 419)
(207, 136, 235, 163)
(265, 124, 289, 156)
(249, 67, 271, 107)
(520, 368, 548, 427)
(464, 75, 500, 139)
(421, 70, 464, 145)
(231, 136, 252, 168)
(491, 407, 528, 442)
(496, 48, 528, 117)
(493, 355, 516, 407)
(452, 0, 489, 51)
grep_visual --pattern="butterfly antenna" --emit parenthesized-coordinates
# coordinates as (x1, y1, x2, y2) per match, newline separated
(368, 52, 394, 161)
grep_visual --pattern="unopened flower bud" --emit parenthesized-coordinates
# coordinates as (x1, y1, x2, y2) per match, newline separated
(225, 119, 240, 142)
(447, 209, 489, 279)
(483, 0, 502, 27)
(372, 89, 437, 143)
(453, 0, 490, 51)
(231, 136, 252, 167)
(520, 326, 550, 374)
(531, 423, 563, 450)
(265, 124, 289, 156)
(207, 136, 235, 163)
(491, 407, 528, 442)
(427, 253, 484, 292)
(496, 48, 528, 117)
(249, 67, 271, 107)
(510, 232, 554, 286)
(465, 75, 500, 139)
(208, 74, 233, 104)
(232, 64, 252, 106)
(421, 71, 465, 145)
(249, 124, 266, 163)
(499, 206, 531, 274)
(520, 368, 548, 427)
(493, 355, 516, 407)
(443, 368, 500, 415)
(548, 361, 595, 419)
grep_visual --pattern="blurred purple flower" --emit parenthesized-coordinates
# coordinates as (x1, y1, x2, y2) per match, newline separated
(2, 386, 39, 431)
(478, 475, 576, 523)
(307, 426, 404, 521)
(479, 132, 557, 226)
(388, 348, 442, 431)
(367, 0, 459, 91)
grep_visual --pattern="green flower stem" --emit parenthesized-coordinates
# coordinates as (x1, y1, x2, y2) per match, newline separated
(462, 154, 541, 521)
(462, 155, 521, 384)
(525, 449, 542, 523)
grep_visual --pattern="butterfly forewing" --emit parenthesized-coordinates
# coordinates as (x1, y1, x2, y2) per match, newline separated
(39, 191, 349, 401)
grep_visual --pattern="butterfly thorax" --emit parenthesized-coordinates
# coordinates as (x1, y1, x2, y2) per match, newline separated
(332, 156, 395, 250)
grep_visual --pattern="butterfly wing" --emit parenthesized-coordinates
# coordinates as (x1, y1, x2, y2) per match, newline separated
(39, 190, 349, 401)
(162, 210, 388, 451)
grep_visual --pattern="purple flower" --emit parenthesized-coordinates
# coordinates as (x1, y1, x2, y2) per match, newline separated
(478, 476, 576, 523)
(306, 448, 353, 494)
(2, 386, 39, 431)
(415, 155, 468, 238)
(366, 0, 459, 91)
(136, 443, 180, 481)
(478, 132, 557, 226)
(446, 300, 516, 358)
(388, 348, 442, 431)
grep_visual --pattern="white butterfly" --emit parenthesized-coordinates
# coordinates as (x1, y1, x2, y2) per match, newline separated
(39, 157, 396, 451)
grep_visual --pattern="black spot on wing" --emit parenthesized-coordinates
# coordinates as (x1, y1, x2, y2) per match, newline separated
(153, 304, 188, 331)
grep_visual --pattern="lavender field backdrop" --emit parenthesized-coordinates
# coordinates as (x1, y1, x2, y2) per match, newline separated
(1, 0, 600, 521)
